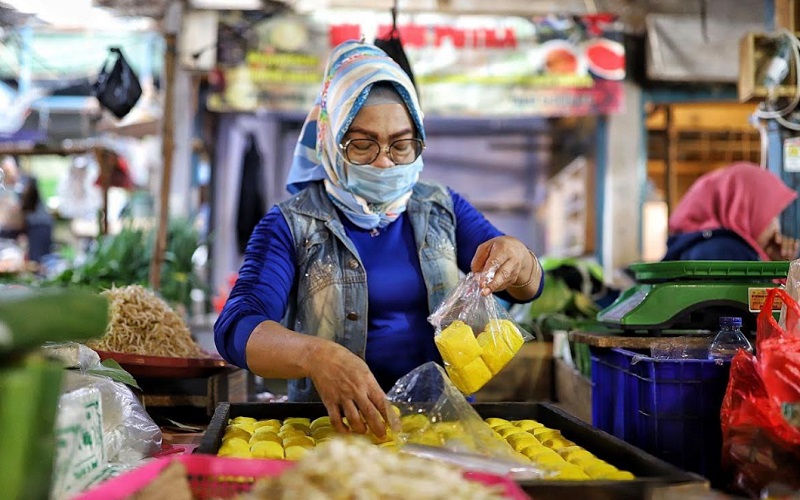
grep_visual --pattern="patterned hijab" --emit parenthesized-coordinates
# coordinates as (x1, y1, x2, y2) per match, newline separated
(285, 40, 425, 230)
(669, 162, 797, 260)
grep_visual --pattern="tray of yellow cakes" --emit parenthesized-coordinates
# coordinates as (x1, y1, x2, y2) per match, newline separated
(197, 402, 705, 499)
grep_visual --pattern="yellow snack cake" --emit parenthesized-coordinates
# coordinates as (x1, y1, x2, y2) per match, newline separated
(518, 444, 547, 459)
(558, 446, 594, 462)
(497, 426, 527, 439)
(400, 414, 430, 433)
(435, 320, 483, 368)
(223, 425, 252, 442)
(430, 422, 462, 439)
(284, 417, 311, 427)
(278, 428, 306, 439)
(507, 432, 539, 449)
(408, 429, 444, 447)
(249, 429, 282, 445)
(218, 437, 251, 458)
(583, 462, 619, 478)
(514, 419, 544, 432)
(528, 452, 565, 466)
(285, 445, 310, 460)
(310, 416, 331, 432)
(280, 423, 310, 434)
(476, 330, 515, 374)
(447, 357, 492, 394)
(250, 440, 285, 459)
(484, 319, 525, 353)
(485, 418, 511, 428)
(252, 420, 281, 432)
(541, 437, 575, 450)
(311, 426, 336, 440)
(283, 435, 316, 449)
(532, 427, 560, 439)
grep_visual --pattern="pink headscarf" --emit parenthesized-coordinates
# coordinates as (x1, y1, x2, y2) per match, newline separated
(668, 162, 797, 260)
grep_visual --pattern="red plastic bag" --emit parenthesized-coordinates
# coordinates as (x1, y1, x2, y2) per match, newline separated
(758, 289, 800, 415)
(721, 288, 800, 497)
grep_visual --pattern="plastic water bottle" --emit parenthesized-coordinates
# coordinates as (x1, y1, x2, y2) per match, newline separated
(708, 317, 753, 361)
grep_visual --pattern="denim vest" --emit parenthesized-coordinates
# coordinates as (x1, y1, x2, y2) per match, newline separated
(277, 181, 459, 402)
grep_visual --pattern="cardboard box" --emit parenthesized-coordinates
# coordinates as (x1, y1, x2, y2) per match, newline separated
(554, 358, 592, 424)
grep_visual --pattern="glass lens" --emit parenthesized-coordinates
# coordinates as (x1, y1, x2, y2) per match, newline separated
(345, 139, 380, 165)
(389, 139, 422, 165)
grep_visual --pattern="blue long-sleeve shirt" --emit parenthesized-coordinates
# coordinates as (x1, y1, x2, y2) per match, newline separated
(662, 229, 761, 261)
(214, 188, 542, 390)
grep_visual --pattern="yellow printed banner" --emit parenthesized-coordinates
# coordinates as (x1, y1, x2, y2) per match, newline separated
(207, 11, 625, 117)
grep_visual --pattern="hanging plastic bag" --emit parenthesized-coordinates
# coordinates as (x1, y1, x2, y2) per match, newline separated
(428, 269, 533, 395)
(92, 47, 142, 119)
(386, 362, 551, 480)
(721, 288, 800, 497)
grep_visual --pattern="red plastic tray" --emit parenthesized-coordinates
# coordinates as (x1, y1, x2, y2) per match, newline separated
(95, 350, 230, 378)
(74, 454, 529, 500)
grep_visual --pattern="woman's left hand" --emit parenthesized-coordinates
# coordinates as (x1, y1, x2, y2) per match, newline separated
(470, 235, 540, 297)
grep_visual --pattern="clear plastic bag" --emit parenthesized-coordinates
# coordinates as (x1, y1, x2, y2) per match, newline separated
(386, 362, 552, 479)
(780, 258, 800, 332)
(428, 269, 533, 394)
(649, 336, 711, 360)
(43, 342, 101, 370)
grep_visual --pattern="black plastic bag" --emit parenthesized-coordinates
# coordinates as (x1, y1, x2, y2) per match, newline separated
(375, 31, 416, 91)
(375, 7, 417, 91)
(92, 47, 142, 119)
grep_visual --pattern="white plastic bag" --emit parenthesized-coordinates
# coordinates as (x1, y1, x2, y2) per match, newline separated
(61, 371, 161, 463)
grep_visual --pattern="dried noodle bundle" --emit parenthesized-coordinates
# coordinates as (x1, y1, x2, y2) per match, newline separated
(87, 284, 206, 358)
(241, 437, 506, 500)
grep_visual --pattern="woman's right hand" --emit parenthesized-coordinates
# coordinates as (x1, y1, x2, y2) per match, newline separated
(764, 232, 800, 261)
(307, 341, 388, 438)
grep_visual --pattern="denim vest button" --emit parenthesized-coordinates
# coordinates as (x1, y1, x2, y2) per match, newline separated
(346, 312, 358, 320)
(348, 259, 359, 269)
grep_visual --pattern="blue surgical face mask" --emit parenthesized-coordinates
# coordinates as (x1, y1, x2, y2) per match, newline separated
(343, 157, 423, 204)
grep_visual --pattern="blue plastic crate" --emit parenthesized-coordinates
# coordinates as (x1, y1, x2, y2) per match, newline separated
(590, 347, 730, 482)
(590, 348, 638, 443)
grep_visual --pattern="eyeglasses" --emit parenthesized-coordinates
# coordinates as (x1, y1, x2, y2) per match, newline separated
(338, 138, 425, 166)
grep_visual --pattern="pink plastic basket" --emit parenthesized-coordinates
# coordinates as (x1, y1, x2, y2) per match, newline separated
(74, 454, 529, 500)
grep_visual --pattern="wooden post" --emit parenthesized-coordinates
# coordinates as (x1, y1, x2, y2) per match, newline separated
(93, 147, 112, 235)
(665, 106, 679, 214)
(150, 32, 177, 291)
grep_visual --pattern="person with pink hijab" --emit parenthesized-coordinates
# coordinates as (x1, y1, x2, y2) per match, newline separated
(663, 162, 799, 261)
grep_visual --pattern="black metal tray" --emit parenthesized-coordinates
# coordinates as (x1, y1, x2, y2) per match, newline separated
(198, 402, 706, 500)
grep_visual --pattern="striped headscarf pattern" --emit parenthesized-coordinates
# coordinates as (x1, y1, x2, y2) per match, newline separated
(285, 40, 425, 230)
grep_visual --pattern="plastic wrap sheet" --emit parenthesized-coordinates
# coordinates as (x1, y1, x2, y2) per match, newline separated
(428, 269, 532, 395)
(649, 336, 711, 360)
(386, 362, 552, 480)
